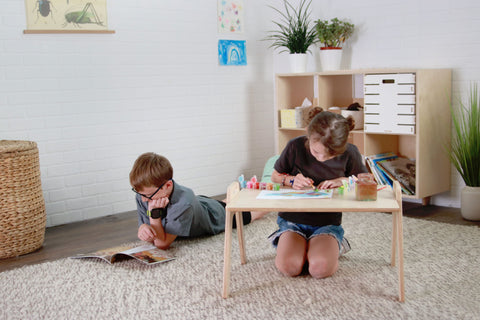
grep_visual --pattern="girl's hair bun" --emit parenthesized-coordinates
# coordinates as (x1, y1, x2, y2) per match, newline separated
(345, 115, 356, 131)
(307, 106, 323, 124)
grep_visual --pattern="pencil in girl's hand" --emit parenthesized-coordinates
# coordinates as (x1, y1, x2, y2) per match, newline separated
(297, 169, 316, 190)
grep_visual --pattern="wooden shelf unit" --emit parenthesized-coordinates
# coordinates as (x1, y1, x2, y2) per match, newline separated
(274, 69, 452, 202)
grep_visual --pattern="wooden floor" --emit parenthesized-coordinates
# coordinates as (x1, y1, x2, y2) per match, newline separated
(1, 201, 478, 273)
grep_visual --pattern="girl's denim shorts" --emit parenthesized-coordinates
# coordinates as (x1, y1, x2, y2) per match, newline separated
(268, 216, 344, 250)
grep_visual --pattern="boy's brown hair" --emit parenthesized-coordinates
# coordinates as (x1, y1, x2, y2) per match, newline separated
(306, 111, 355, 156)
(129, 152, 173, 191)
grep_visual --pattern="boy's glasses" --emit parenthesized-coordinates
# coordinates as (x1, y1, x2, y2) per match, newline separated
(131, 179, 171, 200)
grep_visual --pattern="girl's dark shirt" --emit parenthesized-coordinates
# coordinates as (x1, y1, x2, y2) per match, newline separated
(274, 136, 367, 226)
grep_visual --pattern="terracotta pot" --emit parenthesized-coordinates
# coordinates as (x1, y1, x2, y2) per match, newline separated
(461, 186, 480, 221)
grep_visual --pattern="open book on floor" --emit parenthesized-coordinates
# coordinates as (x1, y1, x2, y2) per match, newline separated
(71, 244, 175, 265)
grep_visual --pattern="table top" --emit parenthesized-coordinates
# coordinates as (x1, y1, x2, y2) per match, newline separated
(226, 187, 401, 213)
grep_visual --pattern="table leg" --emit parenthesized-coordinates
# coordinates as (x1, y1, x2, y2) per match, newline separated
(391, 212, 397, 266)
(222, 208, 234, 298)
(235, 210, 246, 265)
(392, 181, 405, 302)
(395, 210, 405, 302)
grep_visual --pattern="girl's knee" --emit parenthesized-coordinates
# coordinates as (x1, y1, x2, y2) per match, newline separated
(308, 257, 338, 279)
(275, 256, 304, 277)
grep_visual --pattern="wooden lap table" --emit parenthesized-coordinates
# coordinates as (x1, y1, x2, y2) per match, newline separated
(222, 180, 405, 302)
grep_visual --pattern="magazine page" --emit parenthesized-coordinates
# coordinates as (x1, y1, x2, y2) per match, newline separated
(70, 244, 136, 264)
(117, 244, 175, 265)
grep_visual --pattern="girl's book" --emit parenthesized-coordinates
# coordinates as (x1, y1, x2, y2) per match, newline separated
(71, 244, 175, 265)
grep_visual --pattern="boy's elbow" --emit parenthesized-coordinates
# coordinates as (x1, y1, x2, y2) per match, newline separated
(155, 243, 171, 250)
(153, 238, 173, 250)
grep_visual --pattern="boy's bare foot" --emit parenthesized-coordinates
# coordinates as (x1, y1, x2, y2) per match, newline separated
(251, 211, 269, 221)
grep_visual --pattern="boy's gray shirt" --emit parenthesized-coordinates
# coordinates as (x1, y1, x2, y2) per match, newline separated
(135, 180, 226, 237)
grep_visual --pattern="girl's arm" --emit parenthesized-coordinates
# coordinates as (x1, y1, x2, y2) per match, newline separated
(271, 169, 314, 190)
(271, 169, 291, 185)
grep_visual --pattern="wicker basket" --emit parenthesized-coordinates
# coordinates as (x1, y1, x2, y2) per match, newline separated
(0, 140, 46, 259)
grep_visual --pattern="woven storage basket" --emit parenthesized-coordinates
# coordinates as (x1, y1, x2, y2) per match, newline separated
(0, 140, 46, 259)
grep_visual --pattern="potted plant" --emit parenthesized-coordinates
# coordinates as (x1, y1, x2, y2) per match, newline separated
(315, 18, 354, 71)
(264, 0, 316, 73)
(448, 83, 480, 220)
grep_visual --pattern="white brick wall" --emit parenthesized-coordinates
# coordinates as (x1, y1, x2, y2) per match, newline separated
(1, 0, 275, 227)
(2, 0, 478, 227)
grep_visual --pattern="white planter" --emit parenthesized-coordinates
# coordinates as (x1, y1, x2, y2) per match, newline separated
(319, 47, 342, 71)
(289, 53, 307, 73)
(461, 186, 480, 221)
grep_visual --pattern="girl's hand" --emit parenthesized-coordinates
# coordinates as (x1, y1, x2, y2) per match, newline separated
(148, 197, 169, 211)
(138, 224, 157, 242)
(292, 174, 314, 190)
(318, 178, 344, 189)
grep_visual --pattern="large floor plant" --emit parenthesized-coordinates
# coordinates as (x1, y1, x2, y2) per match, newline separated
(449, 83, 480, 220)
(450, 83, 480, 187)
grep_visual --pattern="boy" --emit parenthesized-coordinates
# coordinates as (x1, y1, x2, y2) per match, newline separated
(129, 152, 265, 249)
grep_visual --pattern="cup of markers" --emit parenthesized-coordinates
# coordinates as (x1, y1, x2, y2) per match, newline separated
(355, 173, 377, 201)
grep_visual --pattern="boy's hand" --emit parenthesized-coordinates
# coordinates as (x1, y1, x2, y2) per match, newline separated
(138, 224, 157, 242)
(148, 197, 170, 210)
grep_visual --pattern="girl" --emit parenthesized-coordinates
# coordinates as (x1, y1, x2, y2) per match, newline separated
(270, 111, 367, 278)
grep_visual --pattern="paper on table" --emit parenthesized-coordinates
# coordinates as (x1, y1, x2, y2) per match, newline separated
(256, 189, 333, 200)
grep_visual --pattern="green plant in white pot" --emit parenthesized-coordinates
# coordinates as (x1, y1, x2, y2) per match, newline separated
(449, 83, 480, 220)
(264, 0, 316, 73)
(315, 18, 354, 71)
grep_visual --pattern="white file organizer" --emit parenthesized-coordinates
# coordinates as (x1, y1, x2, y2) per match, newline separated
(364, 73, 416, 134)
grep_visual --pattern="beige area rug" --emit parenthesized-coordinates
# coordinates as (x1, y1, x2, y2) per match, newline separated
(1, 212, 479, 320)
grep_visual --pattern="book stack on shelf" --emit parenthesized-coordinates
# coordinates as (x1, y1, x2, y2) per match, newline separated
(365, 152, 416, 195)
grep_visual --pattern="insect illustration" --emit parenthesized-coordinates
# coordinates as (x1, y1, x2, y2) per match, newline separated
(34, 0, 56, 23)
(63, 2, 104, 28)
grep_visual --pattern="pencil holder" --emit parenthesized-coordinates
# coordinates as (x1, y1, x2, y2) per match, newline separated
(355, 173, 377, 201)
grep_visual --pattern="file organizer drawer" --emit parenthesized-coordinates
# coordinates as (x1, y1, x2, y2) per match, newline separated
(364, 73, 416, 134)
(365, 104, 415, 115)
(364, 123, 415, 134)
